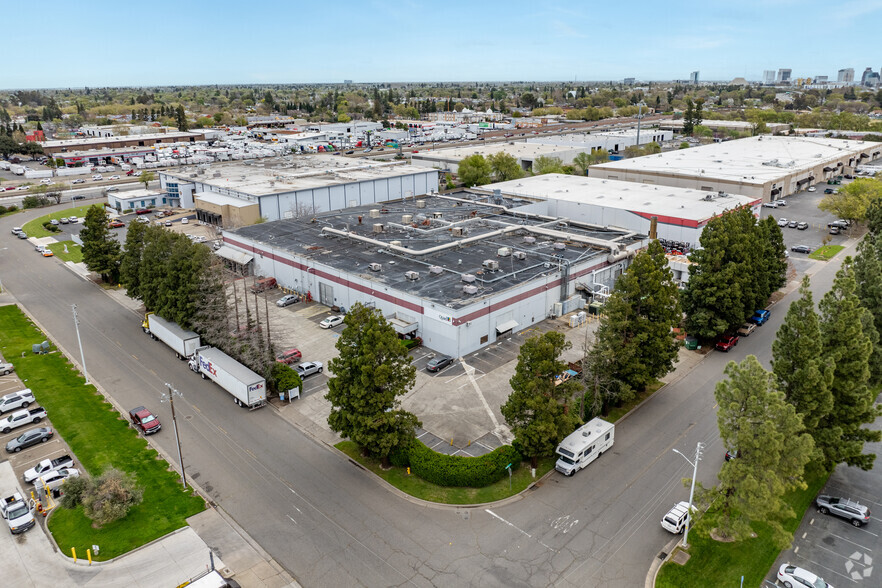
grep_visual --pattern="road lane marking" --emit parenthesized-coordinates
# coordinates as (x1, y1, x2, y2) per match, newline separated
(486, 509, 531, 538)
(287, 515, 297, 525)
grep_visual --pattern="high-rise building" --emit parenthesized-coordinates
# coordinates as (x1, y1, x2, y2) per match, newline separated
(777, 69, 792, 84)
(866, 71, 881, 87)
(814, 76, 828, 83)
(838, 68, 854, 83)
(763, 70, 776, 85)
(860, 67, 877, 86)
(689, 71, 699, 84)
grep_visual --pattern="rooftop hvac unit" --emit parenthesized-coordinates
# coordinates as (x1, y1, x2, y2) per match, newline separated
(483, 259, 500, 271)
(369, 263, 382, 272)
(416, 199, 426, 208)
(390, 240, 402, 247)
(402, 214, 413, 224)
(463, 285, 478, 295)
(370, 208, 381, 218)
(497, 247, 511, 257)
(405, 271, 420, 281)
(513, 251, 526, 260)
(523, 236, 536, 244)
(373, 223, 384, 233)
(554, 242, 566, 250)
(429, 265, 443, 275)
(432, 212, 443, 219)
(461, 274, 476, 283)
(451, 227, 464, 236)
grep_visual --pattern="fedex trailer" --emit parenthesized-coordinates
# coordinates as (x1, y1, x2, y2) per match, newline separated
(189, 347, 266, 409)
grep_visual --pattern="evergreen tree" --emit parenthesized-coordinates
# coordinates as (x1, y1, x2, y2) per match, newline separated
(817, 259, 881, 470)
(79, 205, 121, 283)
(191, 256, 231, 350)
(708, 356, 813, 547)
(161, 235, 210, 329)
(772, 277, 833, 440)
(326, 303, 420, 465)
(683, 98, 695, 135)
(853, 234, 882, 383)
(501, 332, 581, 468)
(759, 215, 787, 292)
(119, 218, 148, 298)
(594, 240, 681, 393)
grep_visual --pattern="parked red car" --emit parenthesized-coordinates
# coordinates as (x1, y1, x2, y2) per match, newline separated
(135, 208, 153, 215)
(715, 335, 739, 352)
(108, 220, 125, 228)
(275, 348, 302, 365)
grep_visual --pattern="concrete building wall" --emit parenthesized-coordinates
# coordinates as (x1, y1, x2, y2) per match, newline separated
(195, 198, 260, 228)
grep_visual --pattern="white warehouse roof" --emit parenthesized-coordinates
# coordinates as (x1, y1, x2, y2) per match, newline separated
(413, 142, 581, 162)
(478, 174, 759, 222)
(591, 135, 874, 186)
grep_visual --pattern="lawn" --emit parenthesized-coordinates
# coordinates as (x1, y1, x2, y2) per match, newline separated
(655, 469, 829, 588)
(0, 305, 205, 560)
(21, 204, 98, 238)
(809, 245, 844, 261)
(336, 441, 555, 504)
(46, 240, 83, 263)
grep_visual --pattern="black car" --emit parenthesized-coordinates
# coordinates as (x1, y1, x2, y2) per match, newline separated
(426, 355, 454, 372)
(6, 427, 53, 453)
(791, 245, 813, 254)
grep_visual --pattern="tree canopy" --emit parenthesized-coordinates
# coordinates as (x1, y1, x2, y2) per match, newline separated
(80, 205, 121, 283)
(487, 152, 524, 182)
(457, 154, 491, 187)
(819, 177, 882, 223)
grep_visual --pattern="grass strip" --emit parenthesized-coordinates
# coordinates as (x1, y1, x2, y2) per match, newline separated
(655, 468, 828, 588)
(21, 205, 97, 238)
(0, 305, 204, 560)
(45, 241, 83, 263)
(336, 440, 554, 504)
(808, 245, 844, 261)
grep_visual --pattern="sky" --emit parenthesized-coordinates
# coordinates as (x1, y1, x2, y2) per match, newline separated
(3, 0, 881, 89)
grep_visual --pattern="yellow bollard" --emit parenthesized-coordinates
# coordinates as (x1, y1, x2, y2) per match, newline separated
(72, 547, 77, 563)
(406, 467, 411, 475)
(450, 438, 453, 446)
(87, 549, 92, 565)
(468, 440, 471, 446)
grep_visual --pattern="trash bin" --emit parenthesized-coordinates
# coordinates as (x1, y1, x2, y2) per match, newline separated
(685, 336, 699, 350)
(279, 393, 285, 402)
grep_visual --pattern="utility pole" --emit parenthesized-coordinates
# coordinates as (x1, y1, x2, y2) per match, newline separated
(71, 304, 90, 384)
(636, 101, 645, 147)
(673, 441, 703, 548)
(162, 383, 187, 489)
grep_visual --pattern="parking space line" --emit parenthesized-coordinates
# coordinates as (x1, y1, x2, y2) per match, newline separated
(823, 531, 875, 550)
(792, 554, 858, 584)
(18, 447, 67, 467)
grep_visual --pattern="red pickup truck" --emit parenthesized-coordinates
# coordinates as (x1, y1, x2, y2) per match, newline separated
(715, 335, 739, 352)
(129, 406, 162, 435)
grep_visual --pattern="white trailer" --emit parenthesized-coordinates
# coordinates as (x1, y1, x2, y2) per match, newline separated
(555, 418, 614, 476)
(10, 165, 25, 175)
(142, 313, 201, 359)
(24, 170, 52, 179)
(189, 347, 266, 409)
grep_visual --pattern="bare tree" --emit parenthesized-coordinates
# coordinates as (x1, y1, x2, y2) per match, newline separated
(47, 191, 62, 205)
(290, 201, 321, 219)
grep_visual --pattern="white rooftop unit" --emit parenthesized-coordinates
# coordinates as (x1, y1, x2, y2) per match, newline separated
(405, 271, 420, 281)
(369, 263, 382, 272)
(402, 214, 413, 224)
(497, 247, 511, 257)
(483, 259, 500, 271)
(554, 242, 566, 250)
(513, 251, 526, 260)
(463, 285, 479, 295)
(461, 274, 476, 283)
(523, 236, 536, 244)
(373, 223, 384, 233)
(429, 265, 443, 275)
(451, 227, 464, 236)
(416, 199, 426, 208)
(370, 208, 381, 218)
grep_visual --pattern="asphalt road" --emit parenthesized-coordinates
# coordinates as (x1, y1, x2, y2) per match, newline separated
(0, 204, 859, 587)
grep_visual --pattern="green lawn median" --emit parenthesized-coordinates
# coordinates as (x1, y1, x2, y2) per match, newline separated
(808, 245, 844, 261)
(0, 305, 205, 560)
(46, 241, 83, 263)
(336, 441, 554, 504)
(655, 469, 828, 588)
(22, 205, 96, 238)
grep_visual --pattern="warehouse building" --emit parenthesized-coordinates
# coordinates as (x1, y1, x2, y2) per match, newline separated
(42, 131, 206, 155)
(658, 119, 790, 135)
(158, 156, 440, 225)
(526, 128, 674, 154)
(222, 193, 647, 357)
(410, 142, 592, 174)
(473, 174, 759, 255)
(589, 136, 881, 202)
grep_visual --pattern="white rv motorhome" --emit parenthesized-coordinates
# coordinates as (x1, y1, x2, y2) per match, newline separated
(555, 418, 614, 476)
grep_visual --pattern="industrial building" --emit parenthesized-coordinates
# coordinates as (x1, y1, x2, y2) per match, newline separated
(41, 131, 206, 155)
(410, 142, 592, 174)
(658, 119, 790, 135)
(589, 136, 881, 202)
(158, 156, 439, 226)
(473, 174, 759, 255)
(526, 129, 674, 153)
(106, 189, 165, 212)
(221, 193, 647, 357)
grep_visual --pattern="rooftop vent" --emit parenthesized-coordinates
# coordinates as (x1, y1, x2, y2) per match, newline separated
(370, 208, 380, 218)
(461, 274, 476, 283)
(429, 265, 443, 275)
(405, 271, 420, 281)
(497, 247, 511, 257)
(432, 212, 443, 219)
(402, 214, 413, 224)
(523, 236, 536, 244)
(451, 227, 464, 236)
(463, 285, 478, 295)
(513, 251, 526, 260)
(416, 199, 426, 208)
(483, 259, 500, 271)
(373, 223, 384, 233)
(369, 263, 382, 272)
(554, 242, 566, 250)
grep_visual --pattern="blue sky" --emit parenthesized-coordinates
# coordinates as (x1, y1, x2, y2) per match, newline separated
(4, 0, 881, 88)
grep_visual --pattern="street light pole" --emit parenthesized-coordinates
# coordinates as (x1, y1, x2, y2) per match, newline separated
(672, 441, 703, 548)
(71, 304, 90, 384)
(162, 383, 187, 489)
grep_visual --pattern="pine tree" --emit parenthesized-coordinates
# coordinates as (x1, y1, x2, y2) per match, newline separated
(711, 356, 814, 547)
(817, 259, 882, 470)
(594, 240, 681, 393)
(80, 205, 120, 283)
(772, 277, 833, 439)
(119, 219, 148, 298)
(192, 256, 231, 350)
(759, 215, 788, 292)
(501, 331, 582, 468)
(853, 234, 882, 383)
(326, 303, 420, 465)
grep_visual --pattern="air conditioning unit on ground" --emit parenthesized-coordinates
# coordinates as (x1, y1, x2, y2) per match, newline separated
(405, 271, 420, 281)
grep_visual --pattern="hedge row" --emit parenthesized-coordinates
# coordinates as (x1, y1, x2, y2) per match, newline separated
(405, 439, 521, 487)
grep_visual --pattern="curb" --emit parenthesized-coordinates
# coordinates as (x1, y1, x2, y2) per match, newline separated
(645, 535, 683, 588)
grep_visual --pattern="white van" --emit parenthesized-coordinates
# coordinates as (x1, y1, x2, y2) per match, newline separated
(555, 418, 614, 476)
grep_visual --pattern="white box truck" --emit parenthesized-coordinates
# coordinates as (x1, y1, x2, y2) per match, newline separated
(142, 313, 201, 359)
(555, 418, 614, 476)
(189, 347, 266, 409)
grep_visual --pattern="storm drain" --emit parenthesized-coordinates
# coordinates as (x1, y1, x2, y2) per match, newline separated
(658, 552, 667, 560)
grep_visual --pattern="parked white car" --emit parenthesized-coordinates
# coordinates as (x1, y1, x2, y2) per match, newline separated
(34, 468, 80, 492)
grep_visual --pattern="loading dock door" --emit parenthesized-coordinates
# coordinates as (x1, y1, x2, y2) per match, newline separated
(319, 282, 334, 307)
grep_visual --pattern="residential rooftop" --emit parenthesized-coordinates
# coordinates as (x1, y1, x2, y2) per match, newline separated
(591, 135, 874, 185)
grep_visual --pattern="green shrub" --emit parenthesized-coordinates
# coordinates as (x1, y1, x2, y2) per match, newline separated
(389, 439, 412, 467)
(408, 440, 521, 487)
(400, 337, 422, 350)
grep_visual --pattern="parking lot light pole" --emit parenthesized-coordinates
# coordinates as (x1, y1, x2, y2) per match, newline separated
(672, 441, 703, 548)
(71, 304, 90, 385)
(162, 383, 187, 489)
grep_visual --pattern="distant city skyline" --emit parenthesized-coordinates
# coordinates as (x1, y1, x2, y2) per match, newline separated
(3, 0, 882, 89)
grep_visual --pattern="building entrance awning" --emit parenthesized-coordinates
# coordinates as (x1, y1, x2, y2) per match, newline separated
(496, 319, 518, 334)
(388, 316, 418, 335)
(215, 246, 254, 265)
